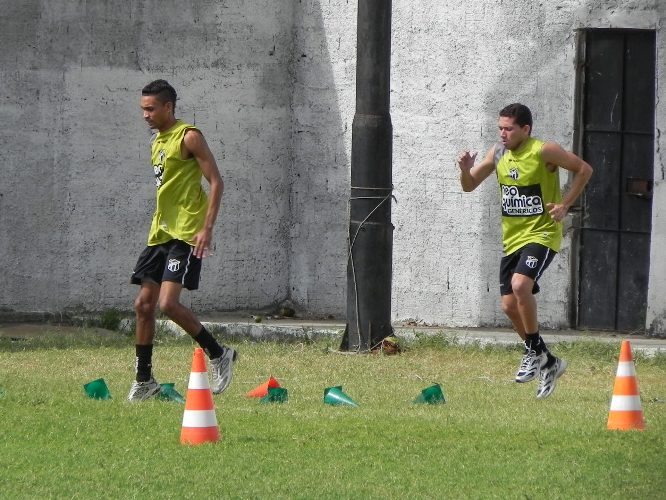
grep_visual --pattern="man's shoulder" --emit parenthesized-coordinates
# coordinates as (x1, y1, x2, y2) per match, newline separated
(493, 143, 507, 165)
(174, 120, 199, 134)
(529, 137, 547, 150)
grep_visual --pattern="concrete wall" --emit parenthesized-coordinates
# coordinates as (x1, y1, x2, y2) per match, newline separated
(1, 0, 664, 334)
(288, 0, 354, 317)
(1, 0, 297, 314)
(388, 0, 666, 333)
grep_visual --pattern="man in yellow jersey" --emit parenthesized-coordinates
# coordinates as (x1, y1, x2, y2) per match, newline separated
(128, 80, 237, 401)
(457, 103, 592, 399)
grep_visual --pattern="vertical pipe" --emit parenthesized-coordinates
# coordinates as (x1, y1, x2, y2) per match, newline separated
(340, 0, 393, 351)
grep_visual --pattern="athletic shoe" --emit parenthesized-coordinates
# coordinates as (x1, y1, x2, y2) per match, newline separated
(515, 349, 547, 383)
(127, 378, 161, 402)
(210, 347, 238, 394)
(536, 357, 568, 399)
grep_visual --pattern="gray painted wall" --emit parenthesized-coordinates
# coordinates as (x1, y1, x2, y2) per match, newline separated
(1, 0, 297, 314)
(1, 0, 664, 335)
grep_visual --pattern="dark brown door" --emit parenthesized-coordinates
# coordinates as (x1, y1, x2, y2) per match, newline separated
(577, 29, 655, 331)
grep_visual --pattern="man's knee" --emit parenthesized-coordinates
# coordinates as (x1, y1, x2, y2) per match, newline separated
(134, 294, 156, 319)
(501, 295, 518, 316)
(511, 275, 534, 299)
(158, 296, 180, 318)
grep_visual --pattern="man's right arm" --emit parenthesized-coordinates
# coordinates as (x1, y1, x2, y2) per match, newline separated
(457, 146, 496, 192)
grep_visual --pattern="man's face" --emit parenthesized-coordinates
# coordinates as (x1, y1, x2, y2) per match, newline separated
(498, 116, 530, 150)
(140, 95, 172, 130)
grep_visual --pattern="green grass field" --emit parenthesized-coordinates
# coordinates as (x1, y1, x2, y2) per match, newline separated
(1, 330, 664, 499)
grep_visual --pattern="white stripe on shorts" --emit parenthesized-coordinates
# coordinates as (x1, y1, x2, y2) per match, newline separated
(534, 247, 551, 281)
(181, 245, 194, 286)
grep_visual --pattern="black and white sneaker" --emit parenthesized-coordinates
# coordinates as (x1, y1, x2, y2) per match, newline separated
(515, 349, 547, 383)
(127, 378, 161, 402)
(536, 357, 567, 399)
(210, 347, 238, 394)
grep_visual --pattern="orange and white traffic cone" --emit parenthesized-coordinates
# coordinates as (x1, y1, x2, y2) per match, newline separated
(180, 348, 221, 445)
(607, 340, 645, 431)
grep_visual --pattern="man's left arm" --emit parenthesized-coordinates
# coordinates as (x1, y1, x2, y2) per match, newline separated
(183, 129, 224, 258)
(541, 142, 593, 222)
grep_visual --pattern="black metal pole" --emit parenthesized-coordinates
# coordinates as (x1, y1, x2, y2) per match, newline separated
(340, 0, 393, 352)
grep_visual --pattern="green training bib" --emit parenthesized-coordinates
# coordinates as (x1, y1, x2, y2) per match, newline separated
(147, 120, 207, 246)
(494, 137, 562, 255)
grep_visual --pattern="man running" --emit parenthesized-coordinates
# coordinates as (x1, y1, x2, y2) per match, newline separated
(457, 103, 592, 399)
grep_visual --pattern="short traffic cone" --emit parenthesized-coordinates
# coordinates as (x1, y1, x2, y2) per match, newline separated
(413, 383, 446, 405)
(180, 348, 220, 445)
(158, 383, 186, 404)
(260, 387, 288, 404)
(607, 340, 645, 431)
(324, 386, 359, 407)
(247, 376, 281, 398)
(83, 378, 111, 400)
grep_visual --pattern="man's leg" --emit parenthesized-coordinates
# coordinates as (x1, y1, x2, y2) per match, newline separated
(508, 273, 548, 382)
(135, 282, 160, 345)
(158, 281, 205, 337)
(500, 251, 529, 341)
(510, 273, 539, 334)
(501, 293, 527, 341)
(128, 282, 162, 401)
(159, 281, 237, 394)
(512, 272, 554, 355)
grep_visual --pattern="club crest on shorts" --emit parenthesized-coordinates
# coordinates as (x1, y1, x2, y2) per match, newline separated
(167, 258, 180, 272)
(525, 256, 538, 269)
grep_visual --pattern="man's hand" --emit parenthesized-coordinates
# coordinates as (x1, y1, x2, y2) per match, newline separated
(457, 148, 495, 192)
(546, 202, 569, 222)
(457, 150, 477, 172)
(192, 227, 213, 259)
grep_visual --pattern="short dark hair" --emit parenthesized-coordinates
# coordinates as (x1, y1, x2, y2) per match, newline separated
(499, 103, 532, 133)
(142, 80, 177, 109)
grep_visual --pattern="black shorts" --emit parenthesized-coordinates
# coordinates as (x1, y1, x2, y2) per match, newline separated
(499, 243, 556, 296)
(131, 240, 202, 291)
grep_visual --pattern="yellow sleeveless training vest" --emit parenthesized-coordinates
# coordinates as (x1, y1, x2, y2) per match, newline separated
(147, 120, 208, 246)
(494, 137, 562, 255)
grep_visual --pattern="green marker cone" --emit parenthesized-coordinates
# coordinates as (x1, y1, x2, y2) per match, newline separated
(324, 386, 359, 407)
(158, 383, 185, 403)
(260, 387, 288, 404)
(413, 383, 446, 405)
(83, 378, 111, 400)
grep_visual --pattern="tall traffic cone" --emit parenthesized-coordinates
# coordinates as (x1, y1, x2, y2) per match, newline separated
(180, 348, 220, 445)
(607, 340, 645, 431)
(247, 376, 281, 398)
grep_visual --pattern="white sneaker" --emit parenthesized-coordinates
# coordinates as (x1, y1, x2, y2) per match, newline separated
(536, 357, 567, 399)
(210, 347, 238, 394)
(127, 378, 161, 402)
(515, 349, 547, 383)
